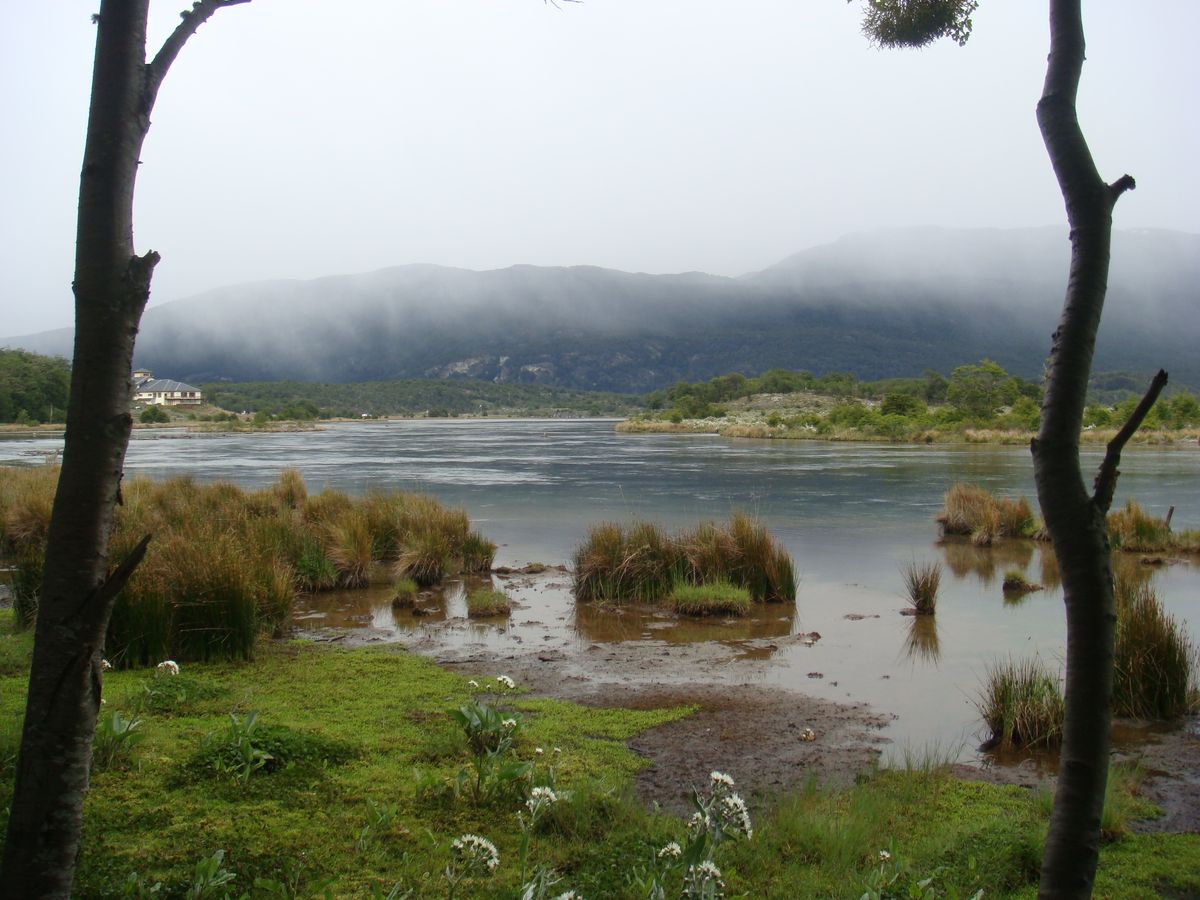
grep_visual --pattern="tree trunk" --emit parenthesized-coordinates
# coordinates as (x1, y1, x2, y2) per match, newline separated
(0, 2, 246, 895)
(1033, 1, 1142, 895)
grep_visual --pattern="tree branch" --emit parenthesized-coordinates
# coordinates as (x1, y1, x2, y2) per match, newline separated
(1108, 173, 1136, 200)
(145, 0, 251, 110)
(1092, 368, 1167, 512)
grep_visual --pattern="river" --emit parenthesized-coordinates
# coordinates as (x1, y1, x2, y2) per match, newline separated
(3, 419, 1197, 763)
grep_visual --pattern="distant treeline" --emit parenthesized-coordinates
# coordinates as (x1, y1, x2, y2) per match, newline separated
(202, 378, 643, 419)
(649, 362, 1200, 432)
(0, 349, 69, 424)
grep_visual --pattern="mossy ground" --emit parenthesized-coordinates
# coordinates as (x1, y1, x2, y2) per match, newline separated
(0, 609, 1197, 897)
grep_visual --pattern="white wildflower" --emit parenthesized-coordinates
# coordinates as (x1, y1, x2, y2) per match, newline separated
(451, 833, 500, 873)
(719, 792, 753, 839)
(687, 811, 710, 837)
(879, 849, 891, 863)
(468, 679, 479, 689)
(502, 718, 518, 730)
(535, 746, 544, 755)
(526, 786, 559, 815)
(101, 659, 112, 671)
(800, 727, 816, 742)
(552, 893, 581, 900)
(683, 860, 725, 898)
(156, 660, 180, 676)
(709, 770, 735, 790)
(553, 747, 563, 755)
(657, 841, 682, 860)
(497, 674, 516, 690)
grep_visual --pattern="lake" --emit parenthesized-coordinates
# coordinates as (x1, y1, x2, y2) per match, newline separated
(3, 419, 1198, 763)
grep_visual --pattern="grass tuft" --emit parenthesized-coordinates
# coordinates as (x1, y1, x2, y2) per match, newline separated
(902, 560, 941, 614)
(464, 587, 511, 617)
(976, 657, 1064, 750)
(1113, 576, 1198, 719)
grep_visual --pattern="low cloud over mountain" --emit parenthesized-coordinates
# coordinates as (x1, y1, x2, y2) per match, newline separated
(6, 227, 1197, 392)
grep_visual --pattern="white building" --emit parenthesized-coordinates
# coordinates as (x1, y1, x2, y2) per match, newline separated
(133, 370, 203, 406)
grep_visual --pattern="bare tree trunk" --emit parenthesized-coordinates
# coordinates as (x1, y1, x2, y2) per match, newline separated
(1033, 1, 1154, 895)
(0, 2, 247, 895)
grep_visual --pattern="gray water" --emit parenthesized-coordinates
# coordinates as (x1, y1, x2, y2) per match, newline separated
(4, 419, 1198, 761)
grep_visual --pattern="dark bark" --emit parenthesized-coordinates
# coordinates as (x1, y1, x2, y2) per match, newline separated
(0, 2, 247, 896)
(1033, 1, 1141, 896)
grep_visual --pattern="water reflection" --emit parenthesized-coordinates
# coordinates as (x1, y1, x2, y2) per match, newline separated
(939, 538, 1034, 585)
(573, 600, 796, 646)
(902, 615, 940, 663)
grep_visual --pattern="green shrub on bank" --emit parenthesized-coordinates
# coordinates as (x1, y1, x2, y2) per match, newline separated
(572, 514, 795, 605)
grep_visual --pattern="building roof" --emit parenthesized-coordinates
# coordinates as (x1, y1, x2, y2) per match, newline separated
(137, 379, 200, 393)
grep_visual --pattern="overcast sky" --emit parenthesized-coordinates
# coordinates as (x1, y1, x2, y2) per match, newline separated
(1, 1, 1197, 336)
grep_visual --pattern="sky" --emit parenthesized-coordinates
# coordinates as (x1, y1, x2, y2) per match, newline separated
(1, 1, 1197, 337)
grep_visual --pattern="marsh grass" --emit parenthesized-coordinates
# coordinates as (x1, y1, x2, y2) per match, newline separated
(667, 580, 752, 616)
(573, 515, 795, 605)
(390, 577, 420, 608)
(1113, 577, 1198, 719)
(465, 587, 511, 618)
(0, 467, 485, 668)
(461, 531, 497, 573)
(937, 484, 1037, 543)
(901, 560, 941, 614)
(1106, 500, 1200, 554)
(977, 657, 1064, 750)
(1001, 568, 1041, 598)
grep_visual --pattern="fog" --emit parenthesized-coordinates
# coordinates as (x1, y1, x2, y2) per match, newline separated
(2, 1, 1198, 337)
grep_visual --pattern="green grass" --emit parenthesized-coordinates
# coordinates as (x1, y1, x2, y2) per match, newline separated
(1114, 577, 1198, 719)
(901, 560, 942, 614)
(666, 580, 752, 616)
(390, 577, 420, 608)
(464, 587, 511, 617)
(0, 615, 1196, 898)
(976, 657, 1065, 750)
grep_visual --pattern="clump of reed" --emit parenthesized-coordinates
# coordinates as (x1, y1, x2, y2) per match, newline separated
(976, 657, 1064, 751)
(572, 514, 795, 605)
(1107, 500, 1174, 553)
(936, 483, 1037, 545)
(666, 580, 752, 616)
(0, 467, 487, 667)
(465, 587, 511, 618)
(1113, 576, 1198, 720)
(901, 560, 941, 614)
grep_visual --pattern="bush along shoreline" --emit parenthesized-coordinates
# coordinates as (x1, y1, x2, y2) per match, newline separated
(0, 467, 495, 667)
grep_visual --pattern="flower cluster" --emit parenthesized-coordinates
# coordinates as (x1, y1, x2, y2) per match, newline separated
(687, 811, 711, 838)
(496, 674, 516, 690)
(658, 841, 682, 860)
(709, 771, 735, 790)
(527, 785, 559, 816)
(101, 659, 113, 671)
(450, 833, 500, 875)
(879, 849, 891, 863)
(156, 660, 180, 676)
(502, 718, 518, 730)
(683, 860, 725, 898)
(718, 793, 753, 840)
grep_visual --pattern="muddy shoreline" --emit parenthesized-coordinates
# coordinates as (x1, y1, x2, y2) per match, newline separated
(294, 568, 1199, 832)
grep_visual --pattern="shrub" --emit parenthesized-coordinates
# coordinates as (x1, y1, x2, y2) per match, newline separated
(902, 561, 941, 614)
(465, 587, 511, 618)
(667, 580, 752, 616)
(138, 405, 170, 424)
(977, 657, 1064, 750)
(1113, 578, 1197, 719)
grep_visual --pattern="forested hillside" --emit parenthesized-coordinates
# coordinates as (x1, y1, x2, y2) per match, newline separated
(0, 349, 69, 424)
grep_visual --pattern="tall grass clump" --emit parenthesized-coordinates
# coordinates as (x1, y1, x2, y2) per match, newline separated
(901, 560, 941, 614)
(1107, 500, 1173, 552)
(0, 467, 488, 668)
(1113, 577, 1198, 719)
(572, 515, 795, 605)
(465, 587, 511, 617)
(977, 657, 1064, 751)
(936, 484, 1037, 544)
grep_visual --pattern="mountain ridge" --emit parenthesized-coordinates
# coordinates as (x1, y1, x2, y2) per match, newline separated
(4, 226, 1196, 392)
